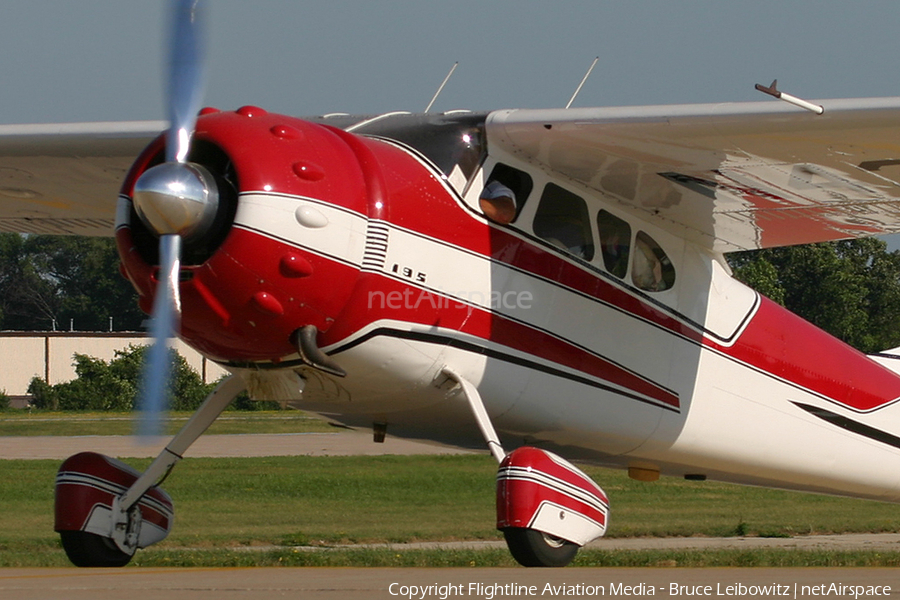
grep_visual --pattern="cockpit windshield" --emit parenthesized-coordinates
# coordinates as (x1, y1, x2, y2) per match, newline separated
(312, 112, 488, 191)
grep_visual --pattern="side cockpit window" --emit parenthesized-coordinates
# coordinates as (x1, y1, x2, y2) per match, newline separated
(479, 163, 533, 225)
(632, 231, 675, 292)
(533, 184, 594, 261)
(597, 210, 631, 279)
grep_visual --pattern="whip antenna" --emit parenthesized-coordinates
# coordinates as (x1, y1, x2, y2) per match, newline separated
(425, 61, 458, 113)
(566, 57, 599, 109)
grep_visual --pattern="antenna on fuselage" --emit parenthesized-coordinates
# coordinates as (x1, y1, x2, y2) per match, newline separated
(424, 61, 459, 113)
(566, 56, 599, 109)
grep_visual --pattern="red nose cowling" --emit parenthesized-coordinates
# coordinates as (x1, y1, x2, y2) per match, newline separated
(116, 106, 371, 363)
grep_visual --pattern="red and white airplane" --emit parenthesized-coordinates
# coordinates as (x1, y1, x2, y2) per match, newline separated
(7, 2, 900, 567)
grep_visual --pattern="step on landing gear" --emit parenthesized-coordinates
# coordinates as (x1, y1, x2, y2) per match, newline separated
(54, 376, 245, 567)
(440, 367, 609, 567)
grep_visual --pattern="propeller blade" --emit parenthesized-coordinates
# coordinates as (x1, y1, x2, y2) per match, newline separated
(137, 234, 182, 438)
(167, 0, 206, 164)
(135, 1, 208, 438)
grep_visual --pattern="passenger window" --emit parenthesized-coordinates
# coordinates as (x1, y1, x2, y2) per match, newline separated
(597, 210, 631, 278)
(479, 163, 533, 224)
(533, 184, 594, 260)
(632, 231, 675, 292)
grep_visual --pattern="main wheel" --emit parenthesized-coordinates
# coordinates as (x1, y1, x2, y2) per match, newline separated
(503, 527, 579, 567)
(59, 531, 133, 567)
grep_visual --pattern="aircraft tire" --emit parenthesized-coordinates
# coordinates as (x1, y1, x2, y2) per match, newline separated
(59, 531, 133, 568)
(502, 527, 578, 567)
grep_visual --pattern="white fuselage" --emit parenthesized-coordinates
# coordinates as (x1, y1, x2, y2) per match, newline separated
(227, 142, 900, 505)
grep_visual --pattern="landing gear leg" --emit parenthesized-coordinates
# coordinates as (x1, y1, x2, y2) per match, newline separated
(55, 375, 246, 567)
(118, 375, 245, 512)
(440, 366, 608, 568)
(440, 367, 506, 463)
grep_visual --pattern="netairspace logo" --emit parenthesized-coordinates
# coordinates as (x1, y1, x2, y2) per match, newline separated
(368, 289, 533, 311)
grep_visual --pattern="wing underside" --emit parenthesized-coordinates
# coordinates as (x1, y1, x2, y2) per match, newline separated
(0, 121, 164, 236)
(8, 100, 900, 249)
(487, 98, 900, 252)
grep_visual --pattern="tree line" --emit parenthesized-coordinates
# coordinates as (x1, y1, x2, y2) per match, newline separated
(0, 233, 144, 332)
(727, 237, 900, 354)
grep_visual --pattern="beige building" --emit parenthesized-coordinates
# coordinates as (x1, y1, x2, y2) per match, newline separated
(0, 332, 228, 406)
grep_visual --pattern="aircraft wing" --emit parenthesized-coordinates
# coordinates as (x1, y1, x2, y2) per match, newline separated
(0, 121, 164, 236)
(488, 98, 900, 252)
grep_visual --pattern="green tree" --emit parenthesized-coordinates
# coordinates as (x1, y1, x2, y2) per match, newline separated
(27, 345, 213, 412)
(728, 238, 900, 353)
(54, 354, 138, 411)
(0, 233, 145, 331)
(0, 233, 57, 330)
(27, 377, 59, 410)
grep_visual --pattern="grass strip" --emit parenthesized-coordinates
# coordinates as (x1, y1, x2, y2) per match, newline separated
(4, 544, 900, 569)
(127, 547, 900, 568)
(3, 454, 900, 567)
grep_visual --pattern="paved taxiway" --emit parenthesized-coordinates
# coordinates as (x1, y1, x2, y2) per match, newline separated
(0, 429, 473, 459)
(2, 567, 898, 600)
(282, 531, 900, 553)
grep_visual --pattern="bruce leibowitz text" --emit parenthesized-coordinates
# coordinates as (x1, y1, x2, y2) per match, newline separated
(389, 581, 893, 599)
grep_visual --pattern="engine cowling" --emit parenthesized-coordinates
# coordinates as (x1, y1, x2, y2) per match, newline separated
(116, 107, 371, 364)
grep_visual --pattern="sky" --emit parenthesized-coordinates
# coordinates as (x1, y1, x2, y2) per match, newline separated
(2, 1, 900, 124)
